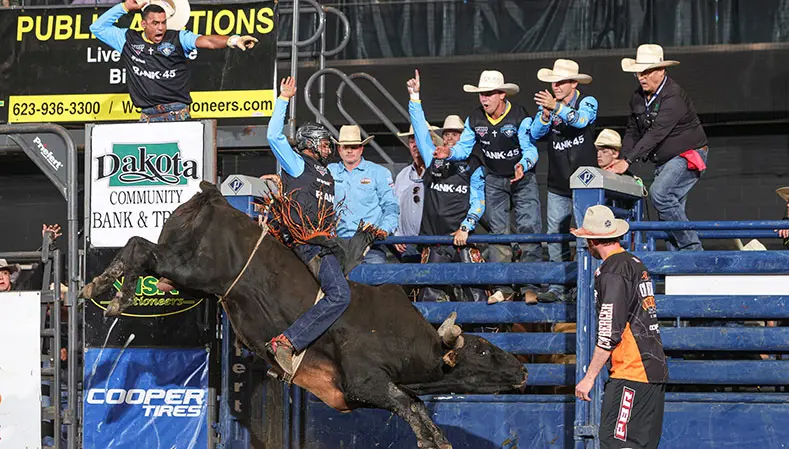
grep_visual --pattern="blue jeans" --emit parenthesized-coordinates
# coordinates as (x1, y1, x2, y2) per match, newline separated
(546, 191, 573, 294)
(283, 243, 351, 352)
(484, 172, 543, 263)
(139, 102, 191, 122)
(362, 244, 387, 264)
(650, 148, 708, 251)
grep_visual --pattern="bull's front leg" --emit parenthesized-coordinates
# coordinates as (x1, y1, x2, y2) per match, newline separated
(345, 375, 452, 449)
(81, 236, 170, 317)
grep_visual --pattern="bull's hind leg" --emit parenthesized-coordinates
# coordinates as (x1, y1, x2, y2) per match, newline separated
(345, 374, 451, 449)
(81, 236, 170, 317)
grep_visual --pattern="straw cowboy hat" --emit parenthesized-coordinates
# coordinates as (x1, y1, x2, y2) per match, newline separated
(621, 44, 680, 73)
(137, 0, 191, 30)
(571, 205, 630, 239)
(332, 125, 374, 146)
(463, 71, 519, 95)
(396, 124, 443, 147)
(594, 129, 622, 151)
(537, 59, 592, 84)
(776, 187, 789, 203)
(437, 115, 465, 133)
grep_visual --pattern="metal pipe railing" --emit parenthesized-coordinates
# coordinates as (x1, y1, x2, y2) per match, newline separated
(277, 0, 326, 48)
(286, 0, 301, 142)
(303, 68, 395, 164)
(630, 220, 788, 230)
(276, 5, 350, 59)
(0, 123, 79, 449)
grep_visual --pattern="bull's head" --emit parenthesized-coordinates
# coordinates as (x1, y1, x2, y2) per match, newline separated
(432, 312, 528, 394)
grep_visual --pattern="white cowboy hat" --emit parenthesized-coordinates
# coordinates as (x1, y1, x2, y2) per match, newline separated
(437, 115, 465, 133)
(0, 259, 19, 274)
(137, 0, 191, 31)
(594, 129, 622, 151)
(621, 44, 680, 73)
(396, 124, 443, 147)
(463, 70, 519, 95)
(537, 59, 592, 84)
(776, 187, 789, 203)
(571, 205, 630, 239)
(331, 125, 374, 146)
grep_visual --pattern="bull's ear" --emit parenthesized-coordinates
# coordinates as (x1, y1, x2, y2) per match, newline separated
(453, 334, 465, 350)
(442, 350, 458, 367)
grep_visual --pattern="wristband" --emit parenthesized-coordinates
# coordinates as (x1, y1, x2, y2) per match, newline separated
(409, 92, 420, 101)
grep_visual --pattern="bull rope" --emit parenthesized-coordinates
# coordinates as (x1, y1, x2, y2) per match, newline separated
(218, 220, 269, 303)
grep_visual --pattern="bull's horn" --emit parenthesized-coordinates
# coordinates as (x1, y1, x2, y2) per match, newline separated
(442, 324, 462, 348)
(437, 312, 458, 338)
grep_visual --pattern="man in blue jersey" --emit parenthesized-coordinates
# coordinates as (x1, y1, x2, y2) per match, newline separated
(433, 70, 541, 303)
(263, 76, 350, 378)
(406, 72, 488, 302)
(90, 0, 258, 121)
(530, 59, 598, 304)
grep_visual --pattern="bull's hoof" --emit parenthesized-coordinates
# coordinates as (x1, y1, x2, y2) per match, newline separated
(104, 300, 123, 317)
(103, 294, 130, 317)
(80, 282, 95, 299)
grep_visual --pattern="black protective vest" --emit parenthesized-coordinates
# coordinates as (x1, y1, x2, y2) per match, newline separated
(546, 92, 597, 197)
(420, 156, 483, 236)
(280, 156, 336, 228)
(468, 103, 529, 177)
(122, 30, 192, 108)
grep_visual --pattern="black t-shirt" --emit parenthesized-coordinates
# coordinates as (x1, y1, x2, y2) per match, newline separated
(595, 250, 668, 384)
(545, 92, 597, 197)
(420, 155, 483, 236)
(467, 103, 529, 177)
(122, 29, 192, 108)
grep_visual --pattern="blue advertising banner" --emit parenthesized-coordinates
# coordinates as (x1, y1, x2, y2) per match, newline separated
(83, 347, 208, 449)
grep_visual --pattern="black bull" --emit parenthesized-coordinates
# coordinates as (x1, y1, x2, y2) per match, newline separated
(81, 182, 527, 449)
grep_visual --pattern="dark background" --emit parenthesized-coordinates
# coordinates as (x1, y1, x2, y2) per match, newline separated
(1, 0, 788, 253)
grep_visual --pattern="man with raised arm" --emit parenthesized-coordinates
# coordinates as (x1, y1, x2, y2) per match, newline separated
(432, 69, 541, 303)
(407, 70, 488, 303)
(90, 0, 258, 121)
(263, 76, 350, 379)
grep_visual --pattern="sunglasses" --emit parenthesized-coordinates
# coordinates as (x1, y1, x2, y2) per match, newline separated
(413, 186, 421, 204)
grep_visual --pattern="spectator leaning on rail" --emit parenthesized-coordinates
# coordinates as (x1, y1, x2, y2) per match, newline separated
(777, 187, 789, 249)
(607, 44, 708, 251)
(572, 205, 668, 449)
(406, 71, 488, 303)
(90, 0, 258, 122)
(530, 59, 598, 304)
(595, 129, 647, 191)
(433, 70, 541, 303)
(329, 126, 400, 264)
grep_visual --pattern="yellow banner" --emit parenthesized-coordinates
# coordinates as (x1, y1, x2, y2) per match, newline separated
(8, 89, 275, 123)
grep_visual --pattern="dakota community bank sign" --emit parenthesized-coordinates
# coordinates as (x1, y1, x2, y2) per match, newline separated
(88, 122, 205, 248)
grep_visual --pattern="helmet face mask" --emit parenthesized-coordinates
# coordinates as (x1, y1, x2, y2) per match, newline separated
(296, 123, 333, 164)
